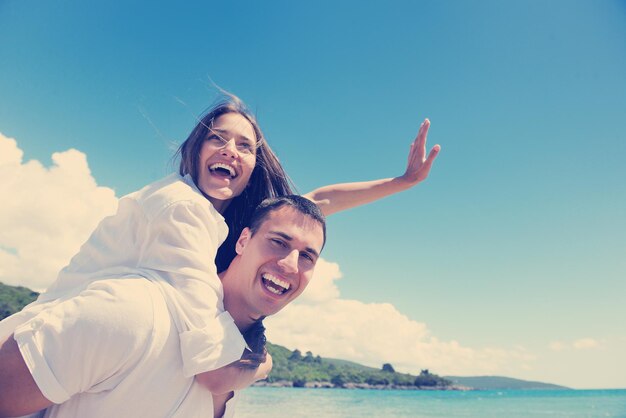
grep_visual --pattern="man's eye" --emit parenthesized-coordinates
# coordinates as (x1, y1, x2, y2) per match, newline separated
(270, 238, 286, 248)
(300, 252, 314, 263)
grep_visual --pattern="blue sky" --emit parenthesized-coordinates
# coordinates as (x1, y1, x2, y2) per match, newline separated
(1, 1, 625, 389)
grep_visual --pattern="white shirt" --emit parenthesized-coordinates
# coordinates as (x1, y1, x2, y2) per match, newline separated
(1, 173, 246, 377)
(13, 277, 239, 418)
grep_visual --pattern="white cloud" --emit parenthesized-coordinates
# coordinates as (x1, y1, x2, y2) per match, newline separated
(548, 338, 601, 352)
(549, 341, 567, 352)
(296, 258, 341, 304)
(573, 338, 600, 350)
(266, 260, 535, 377)
(0, 132, 118, 291)
(0, 134, 24, 166)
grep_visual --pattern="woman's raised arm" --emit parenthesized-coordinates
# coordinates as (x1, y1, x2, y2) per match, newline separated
(304, 119, 441, 216)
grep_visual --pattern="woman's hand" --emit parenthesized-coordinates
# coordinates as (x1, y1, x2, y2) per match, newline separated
(197, 353, 272, 395)
(253, 353, 273, 382)
(399, 119, 441, 186)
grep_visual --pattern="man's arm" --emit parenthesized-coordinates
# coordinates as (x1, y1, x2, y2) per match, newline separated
(196, 352, 272, 395)
(304, 119, 440, 216)
(0, 334, 52, 417)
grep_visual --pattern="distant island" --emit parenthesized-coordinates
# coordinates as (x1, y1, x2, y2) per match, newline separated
(261, 342, 570, 390)
(445, 376, 569, 390)
(1, 281, 569, 391)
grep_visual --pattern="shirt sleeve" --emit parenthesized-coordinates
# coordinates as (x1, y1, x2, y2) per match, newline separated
(138, 200, 246, 377)
(12, 281, 156, 404)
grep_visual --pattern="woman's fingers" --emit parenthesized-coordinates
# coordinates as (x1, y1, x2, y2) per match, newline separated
(404, 118, 441, 183)
(419, 144, 441, 179)
(417, 119, 430, 160)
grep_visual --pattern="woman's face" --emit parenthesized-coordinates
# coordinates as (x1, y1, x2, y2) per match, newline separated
(197, 112, 257, 212)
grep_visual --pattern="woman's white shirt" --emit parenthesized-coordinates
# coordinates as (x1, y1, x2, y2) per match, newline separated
(2, 173, 246, 377)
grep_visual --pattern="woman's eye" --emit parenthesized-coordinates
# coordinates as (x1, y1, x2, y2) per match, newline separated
(207, 135, 225, 144)
(237, 142, 254, 154)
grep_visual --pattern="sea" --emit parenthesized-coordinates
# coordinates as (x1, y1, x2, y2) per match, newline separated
(235, 387, 626, 418)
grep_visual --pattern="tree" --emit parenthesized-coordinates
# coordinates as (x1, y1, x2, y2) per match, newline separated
(289, 349, 302, 361)
(415, 374, 438, 387)
(366, 376, 390, 386)
(382, 363, 395, 373)
(331, 374, 346, 388)
(293, 378, 307, 388)
(414, 369, 451, 388)
(303, 351, 314, 362)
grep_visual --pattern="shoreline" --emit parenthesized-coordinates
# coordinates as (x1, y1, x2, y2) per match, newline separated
(252, 380, 472, 391)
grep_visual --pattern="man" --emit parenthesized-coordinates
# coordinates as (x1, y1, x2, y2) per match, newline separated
(0, 195, 326, 418)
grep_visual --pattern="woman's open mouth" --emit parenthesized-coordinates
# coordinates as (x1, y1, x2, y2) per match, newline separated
(209, 163, 237, 178)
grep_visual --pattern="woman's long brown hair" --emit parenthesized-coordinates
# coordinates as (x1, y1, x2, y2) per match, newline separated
(175, 93, 295, 273)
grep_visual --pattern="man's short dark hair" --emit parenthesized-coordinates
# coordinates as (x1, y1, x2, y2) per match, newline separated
(248, 195, 327, 247)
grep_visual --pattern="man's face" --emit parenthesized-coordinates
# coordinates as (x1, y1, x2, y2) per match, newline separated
(226, 206, 324, 319)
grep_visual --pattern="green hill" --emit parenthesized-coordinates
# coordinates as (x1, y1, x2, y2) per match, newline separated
(0, 282, 38, 320)
(445, 375, 570, 390)
(264, 342, 451, 388)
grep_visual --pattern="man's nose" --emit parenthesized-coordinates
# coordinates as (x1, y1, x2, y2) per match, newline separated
(277, 250, 299, 274)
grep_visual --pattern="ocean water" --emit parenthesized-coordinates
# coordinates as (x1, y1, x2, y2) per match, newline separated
(236, 387, 626, 418)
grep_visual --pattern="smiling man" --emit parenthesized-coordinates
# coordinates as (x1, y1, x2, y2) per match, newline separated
(222, 195, 326, 329)
(212, 196, 326, 416)
(0, 195, 326, 418)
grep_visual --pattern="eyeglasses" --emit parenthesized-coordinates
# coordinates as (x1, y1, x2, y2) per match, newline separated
(206, 131, 258, 157)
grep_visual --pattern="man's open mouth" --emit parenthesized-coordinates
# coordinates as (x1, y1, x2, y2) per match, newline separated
(209, 163, 237, 178)
(262, 273, 290, 295)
